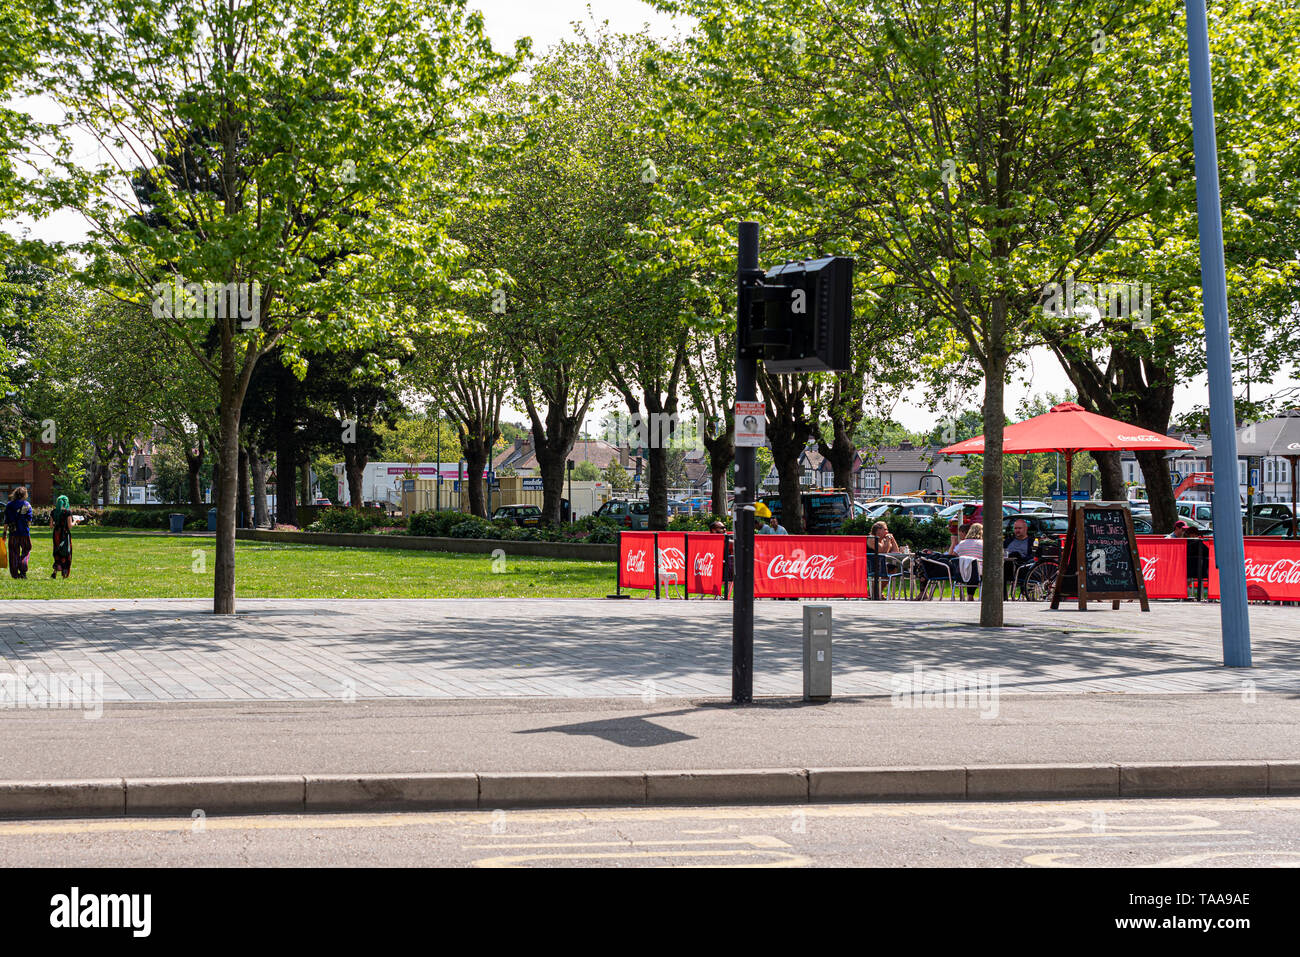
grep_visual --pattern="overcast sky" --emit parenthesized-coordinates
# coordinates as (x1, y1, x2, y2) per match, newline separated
(7, 0, 1293, 435)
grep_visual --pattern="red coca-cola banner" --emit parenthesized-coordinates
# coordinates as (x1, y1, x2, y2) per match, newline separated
(618, 531, 658, 590)
(685, 533, 725, 595)
(1133, 536, 1190, 600)
(655, 533, 686, 589)
(1207, 539, 1300, 602)
(753, 535, 871, 599)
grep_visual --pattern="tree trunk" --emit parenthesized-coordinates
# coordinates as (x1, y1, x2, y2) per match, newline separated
(185, 438, 204, 506)
(249, 445, 270, 528)
(530, 409, 582, 526)
(343, 445, 365, 511)
(274, 374, 298, 527)
(300, 461, 311, 506)
(818, 424, 857, 496)
(1137, 450, 1177, 533)
(214, 387, 241, 616)
(237, 445, 250, 529)
(1095, 450, 1125, 502)
(100, 464, 109, 506)
(462, 436, 491, 518)
(708, 449, 731, 521)
(979, 318, 1008, 628)
(772, 443, 805, 533)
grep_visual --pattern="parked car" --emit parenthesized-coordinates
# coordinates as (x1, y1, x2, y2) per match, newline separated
(760, 490, 853, 533)
(1007, 500, 1053, 514)
(1002, 512, 1071, 539)
(867, 501, 940, 521)
(943, 501, 1020, 528)
(491, 504, 542, 528)
(593, 499, 651, 530)
(1249, 502, 1296, 524)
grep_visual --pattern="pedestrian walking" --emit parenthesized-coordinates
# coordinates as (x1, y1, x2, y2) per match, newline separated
(50, 494, 74, 579)
(4, 486, 34, 579)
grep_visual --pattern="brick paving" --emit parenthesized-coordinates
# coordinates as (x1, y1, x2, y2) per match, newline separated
(0, 598, 1296, 702)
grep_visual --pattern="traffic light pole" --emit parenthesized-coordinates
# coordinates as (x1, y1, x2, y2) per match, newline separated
(733, 221, 760, 705)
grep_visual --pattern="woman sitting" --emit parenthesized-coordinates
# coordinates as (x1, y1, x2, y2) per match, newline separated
(949, 522, 984, 600)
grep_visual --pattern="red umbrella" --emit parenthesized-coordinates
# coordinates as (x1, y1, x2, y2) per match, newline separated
(939, 402, 1194, 504)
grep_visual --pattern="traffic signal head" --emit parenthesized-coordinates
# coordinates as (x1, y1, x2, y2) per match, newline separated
(760, 256, 853, 373)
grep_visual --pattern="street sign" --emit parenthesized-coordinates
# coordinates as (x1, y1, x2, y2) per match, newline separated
(1170, 470, 1181, 486)
(1250, 468, 1260, 487)
(734, 401, 766, 447)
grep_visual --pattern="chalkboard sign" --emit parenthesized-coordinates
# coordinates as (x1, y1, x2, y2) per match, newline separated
(1050, 503, 1150, 611)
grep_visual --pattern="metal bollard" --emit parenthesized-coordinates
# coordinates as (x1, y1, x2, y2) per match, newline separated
(802, 604, 832, 701)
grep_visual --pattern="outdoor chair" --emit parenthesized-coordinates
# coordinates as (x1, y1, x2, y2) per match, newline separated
(657, 568, 682, 599)
(884, 553, 916, 600)
(916, 555, 956, 601)
(956, 555, 982, 600)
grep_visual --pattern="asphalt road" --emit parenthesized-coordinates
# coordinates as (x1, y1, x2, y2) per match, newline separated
(1, 694, 1297, 779)
(2, 796, 1298, 867)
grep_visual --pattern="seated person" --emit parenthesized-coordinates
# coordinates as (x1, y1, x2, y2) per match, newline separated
(1166, 520, 1189, 539)
(1003, 518, 1039, 596)
(872, 521, 899, 553)
(949, 523, 984, 599)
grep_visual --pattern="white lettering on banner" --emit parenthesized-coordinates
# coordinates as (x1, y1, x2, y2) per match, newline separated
(767, 554, 839, 581)
(625, 550, 646, 574)
(1116, 434, 1162, 442)
(1141, 556, 1159, 582)
(658, 547, 685, 573)
(1243, 558, 1300, 585)
(694, 551, 716, 577)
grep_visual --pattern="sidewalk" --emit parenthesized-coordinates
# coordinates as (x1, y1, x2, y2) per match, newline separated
(1, 598, 1297, 701)
(2, 598, 1297, 815)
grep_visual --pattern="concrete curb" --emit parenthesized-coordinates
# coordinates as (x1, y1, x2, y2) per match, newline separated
(1, 761, 1296, 819)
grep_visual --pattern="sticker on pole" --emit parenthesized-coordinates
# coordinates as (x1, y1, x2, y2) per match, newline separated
(734, 401, 767, 448)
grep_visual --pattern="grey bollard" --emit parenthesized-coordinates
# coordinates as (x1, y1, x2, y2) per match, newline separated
(803, 604, 832, 701)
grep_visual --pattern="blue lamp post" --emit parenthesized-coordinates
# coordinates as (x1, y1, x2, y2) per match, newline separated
(1185, 0, 1251, 666)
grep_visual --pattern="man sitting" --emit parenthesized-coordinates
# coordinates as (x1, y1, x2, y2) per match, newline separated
(1003, 519, 1040, 598)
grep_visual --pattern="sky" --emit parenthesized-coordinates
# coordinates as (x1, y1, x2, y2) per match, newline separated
(7, 0, 1294, 438)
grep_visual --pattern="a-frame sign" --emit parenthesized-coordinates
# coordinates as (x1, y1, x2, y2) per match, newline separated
(1050, 503, 1150, 611)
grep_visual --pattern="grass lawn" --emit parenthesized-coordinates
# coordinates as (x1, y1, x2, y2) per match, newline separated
(0, 527, 618, 600)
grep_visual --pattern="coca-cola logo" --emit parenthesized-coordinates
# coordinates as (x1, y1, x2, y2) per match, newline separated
(625, 549, 646, 573)
(1116, 434, 1162, 442)
(767, 553, 839, 580)
(1141, 555, 1159, 582)
(694, 551, 716, 577)
(658, 547, 685, 572)
(1243, 558, 1300, 585)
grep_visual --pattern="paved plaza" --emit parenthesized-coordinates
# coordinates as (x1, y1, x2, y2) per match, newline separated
(0, 598, 1296, 702)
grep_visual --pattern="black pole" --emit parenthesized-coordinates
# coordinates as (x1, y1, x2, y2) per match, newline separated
(733, 221, 759, 705)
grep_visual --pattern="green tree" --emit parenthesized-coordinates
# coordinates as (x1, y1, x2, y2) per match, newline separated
(44, 0, 521, 612)
(603, 461, 633, 492)
(572, 460, 600, 481)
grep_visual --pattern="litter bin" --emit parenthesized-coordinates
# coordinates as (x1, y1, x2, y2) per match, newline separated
(207, 507, 217, 531)
(168, 513, 185, 534)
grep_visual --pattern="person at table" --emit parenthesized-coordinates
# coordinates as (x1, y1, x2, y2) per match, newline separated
(872, 521, 899, 552)
(949, 522, 984, 600)
(1003, 518, 1039, 597)
(766, 515, 788, 535)
(1166, 520, 1189, 539)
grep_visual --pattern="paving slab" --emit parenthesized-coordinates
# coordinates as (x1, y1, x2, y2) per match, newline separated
(0, 597, 1296, 704)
